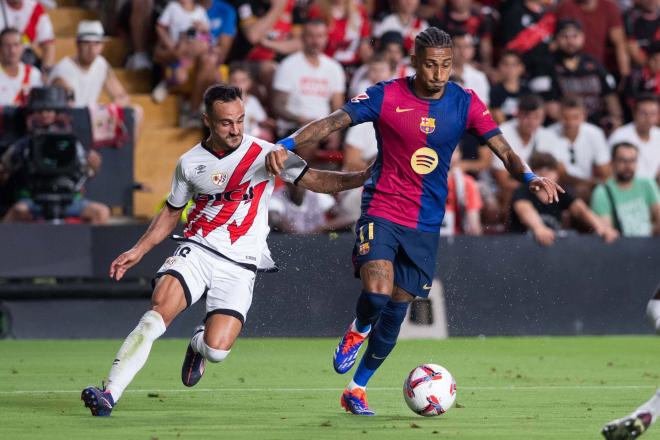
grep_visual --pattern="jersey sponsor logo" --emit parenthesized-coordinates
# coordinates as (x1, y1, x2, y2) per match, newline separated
(420, 117, 436, 134)
(411, 147, 439, 175)
(211, 172, 228, 186)
(396, 106, 414, 113)
(350, 93, 369, 103)
(482, 109, 490, 116)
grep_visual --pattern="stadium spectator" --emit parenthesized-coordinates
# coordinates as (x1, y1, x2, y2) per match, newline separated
(348, 52, 393, 98)
(509, 152, 618, 246)
(307, 0, 372, 69)
(489, 50, 530, 124)
(373, 0, 428, 53)
(271, 20, 345, 160)
(186, 0, 238, 125)
(554, 0, 631, 78)
(0, 0, 55, 75)
(268, 182, 337, 233)
(492, 94, 561, 207)
(451, 32, 489, 105)
(228, 62, 272, 140)
(628, 40, 660, 96)
(442, 148, 483, 236)
(48, 21, 130, 108)
(151, 0, 211, 104)
(623, 0, 659, 68)
(0, 87, 110, 224)
(500, 0, 554, 79)
(117, 0, 168, 71)
(0, 27, 41, 106)
(548, 95, 611, 200)
(348, 31, 412, 96)
(591, 142, 660, 236)
(531, 20, 623, 131)
(608, 95, 660, 183)
(430, 0, 495, 69)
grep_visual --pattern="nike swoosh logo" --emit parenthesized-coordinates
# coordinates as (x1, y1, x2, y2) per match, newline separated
(396, 106, 414, 113)
(422, 284, 432, 290)
(372, 354, 387, 360)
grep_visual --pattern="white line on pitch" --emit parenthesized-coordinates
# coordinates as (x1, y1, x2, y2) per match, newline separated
(0, 385, 655, 395)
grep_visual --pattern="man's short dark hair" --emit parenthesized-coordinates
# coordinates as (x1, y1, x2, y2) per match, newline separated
(529, 152, 558, 171)
(611, 142, 638, 160)
(228, 61, 252, 78)
(560, 94, 584, 110)
(203, 84, 242, 115)
(555, 19, 583, 36)
(414, 27, 453, 56)
(499, 50, 522, 63)
(634, 93, 658, 109)
(0, 27, 21, 43)
(518, 94, 545, 113)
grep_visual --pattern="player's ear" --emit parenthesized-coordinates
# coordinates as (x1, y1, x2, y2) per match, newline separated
(202, 112, 210, 128)
(410, 53, 417, 69)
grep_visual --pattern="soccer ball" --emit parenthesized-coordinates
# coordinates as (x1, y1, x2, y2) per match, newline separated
(403, 364, 457, 416)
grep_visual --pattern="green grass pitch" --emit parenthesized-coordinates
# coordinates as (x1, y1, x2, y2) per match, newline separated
(1, 336, 658, 439)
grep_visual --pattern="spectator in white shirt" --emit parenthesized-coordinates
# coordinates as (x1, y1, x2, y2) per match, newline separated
(228, 62, 272, 140)
(269, 182, 337, 233)
(0, 27, 41, 106)
(492, 94, 561, 207)
(271, 20, 346, 161)
(373, 0, 428, 54)
(0, 0, 54, 74)
(548, 95, 611, 200)
(608, 95, 660, 185)
(452, 32, 490, 105)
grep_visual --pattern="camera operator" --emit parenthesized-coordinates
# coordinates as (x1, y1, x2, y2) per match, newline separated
(0, 86, 110, 224)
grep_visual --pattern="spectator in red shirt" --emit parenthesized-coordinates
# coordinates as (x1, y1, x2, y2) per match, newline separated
(554, 0, 631, 79)
(623, 0, 659, 67)
(373, 0, 428, 54)
(443, 147, 483, 236)
(307, 0, 373, 69)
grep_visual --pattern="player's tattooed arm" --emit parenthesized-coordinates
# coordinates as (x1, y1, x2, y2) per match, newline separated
(486, 134, 565, 204)
(297, 162, 372, 194)
(109, 204, 184, 281)
(266, 110, 352, 175)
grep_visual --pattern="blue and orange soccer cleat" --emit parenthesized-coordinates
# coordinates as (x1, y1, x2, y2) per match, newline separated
(333, 322, 369, 374)
(181, 325, 205, 387)
(81, 385, 114, 416)
(341, 388, 375, 416)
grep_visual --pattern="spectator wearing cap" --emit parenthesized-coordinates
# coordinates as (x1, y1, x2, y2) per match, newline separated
(510, 152, 618, 246)
(554, 0, 630, 79)
(0, 86, 110, 224)
(548, 95, 611, 200)
(48, 21, 129, 108)
(0, 27, 41, 106)
(373, 0, 428, 54)
(0, 0, 55, 75)
(608, 95, 660, 183)
(530, 20, 623, 132)
(451, 32, 489, 105)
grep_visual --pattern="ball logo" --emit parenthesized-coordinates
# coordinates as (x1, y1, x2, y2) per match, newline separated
(410, 148, 438, 174)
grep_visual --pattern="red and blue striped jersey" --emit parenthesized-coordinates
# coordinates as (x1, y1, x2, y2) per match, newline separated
(342, 77, 500, 232)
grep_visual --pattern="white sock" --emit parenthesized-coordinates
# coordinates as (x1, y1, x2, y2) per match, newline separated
(347, 380, 365, 392)
(191, 332, 230, 363)
(646, 300, 660, 334)
(633, 389, 660, 422)
(105, 310, 166, 402)
(350, 320, 371, 337)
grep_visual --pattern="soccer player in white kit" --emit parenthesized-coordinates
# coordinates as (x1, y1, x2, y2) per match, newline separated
(81, 84, 371, 416)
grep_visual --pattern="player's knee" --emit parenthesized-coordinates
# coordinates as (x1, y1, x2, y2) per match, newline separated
(202, 343, 230, 363)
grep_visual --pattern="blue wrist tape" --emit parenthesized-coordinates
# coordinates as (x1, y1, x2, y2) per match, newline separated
(277, 137, 296, 151)
(523, 172, 539, 183)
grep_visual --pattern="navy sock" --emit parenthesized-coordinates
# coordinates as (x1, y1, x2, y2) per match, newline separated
(353, 300, 410, 387)
(354, 291, 390, 332)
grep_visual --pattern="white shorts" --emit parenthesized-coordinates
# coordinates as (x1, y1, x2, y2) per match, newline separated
(155, 243, 256, 324)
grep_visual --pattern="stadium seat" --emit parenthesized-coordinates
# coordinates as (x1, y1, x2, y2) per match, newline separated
(133, 127, 203, 218)
(49, 7, 98, 37)
(113, 69, 152, 94)
(130, 94, 179, 128)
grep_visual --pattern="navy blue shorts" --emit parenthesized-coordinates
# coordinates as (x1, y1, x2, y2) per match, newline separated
(352, 216, 439, 298)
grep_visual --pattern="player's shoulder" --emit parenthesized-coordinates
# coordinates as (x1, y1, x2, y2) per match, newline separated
(177, 142, 206, 167)
(243, 133, 277, 153)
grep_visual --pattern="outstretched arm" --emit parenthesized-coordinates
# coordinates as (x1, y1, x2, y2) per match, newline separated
(296, 166, 371, 194)
(267, 110, 352, 175)
(109, 203, 184, 280)
(486, 134, 564, 204)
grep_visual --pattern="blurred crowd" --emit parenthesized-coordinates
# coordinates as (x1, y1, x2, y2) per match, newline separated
(0, 0, 657, 244)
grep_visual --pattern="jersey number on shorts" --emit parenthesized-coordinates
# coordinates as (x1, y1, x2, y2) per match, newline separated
(184, 143, 267, 244)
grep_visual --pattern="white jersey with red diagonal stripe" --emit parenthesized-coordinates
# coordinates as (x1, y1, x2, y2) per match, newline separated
(166, 134, 307, 271)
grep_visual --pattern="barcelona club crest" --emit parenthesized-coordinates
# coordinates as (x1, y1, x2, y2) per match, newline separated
(359, 242, 370, 255)
(420, 117, 435, 134)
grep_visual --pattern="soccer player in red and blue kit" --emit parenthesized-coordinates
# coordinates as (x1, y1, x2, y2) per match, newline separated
(267, 27, 564, 416)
